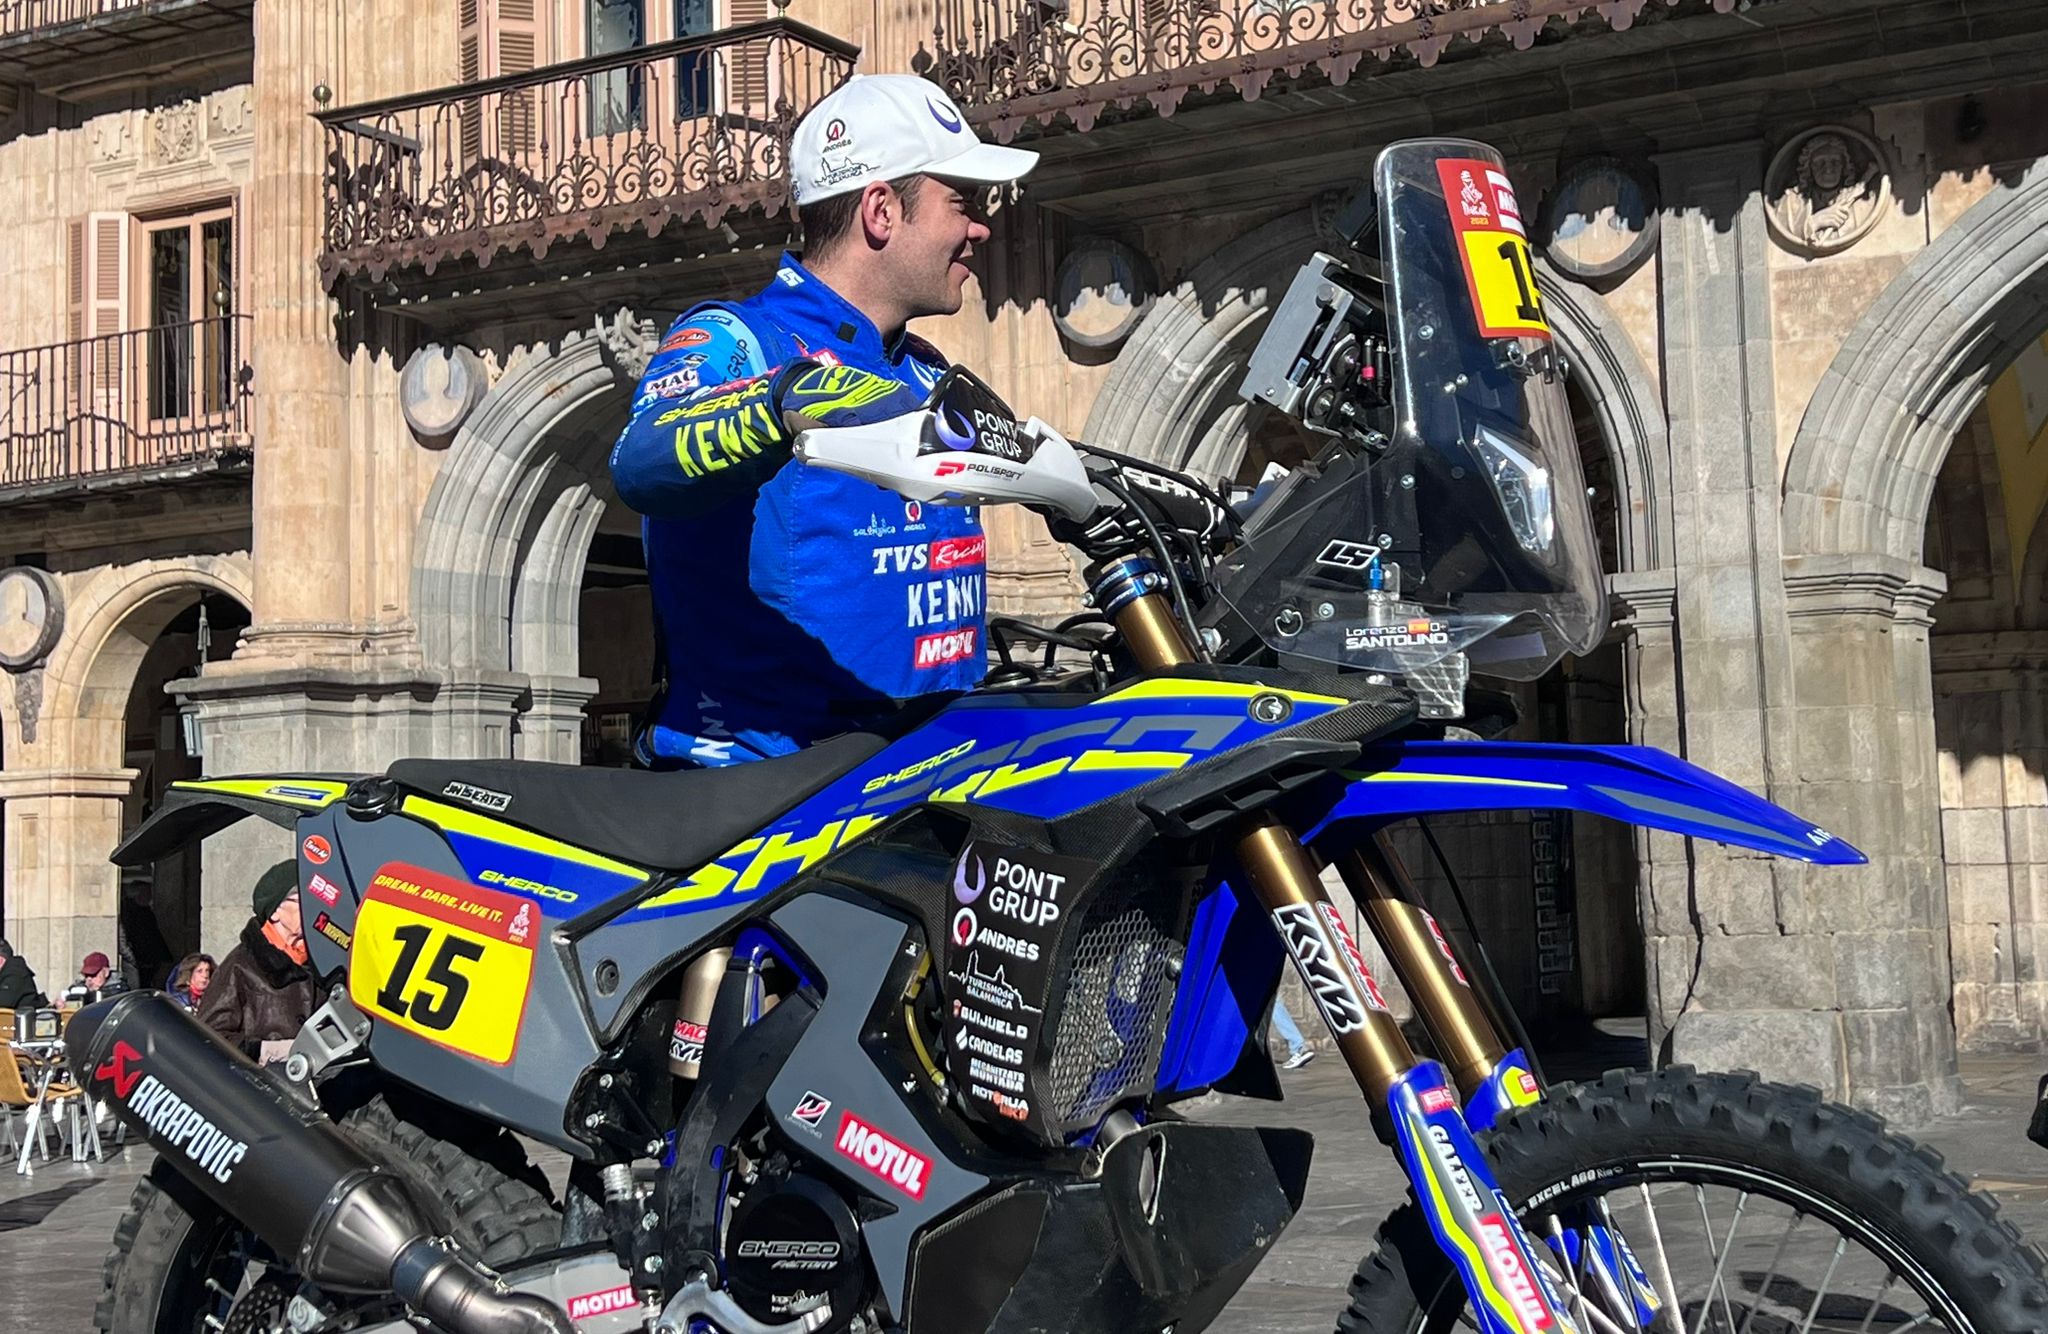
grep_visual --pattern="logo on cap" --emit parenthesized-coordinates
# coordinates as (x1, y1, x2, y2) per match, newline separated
(927, 97, 962, 134)
(826, 118, 846, 141)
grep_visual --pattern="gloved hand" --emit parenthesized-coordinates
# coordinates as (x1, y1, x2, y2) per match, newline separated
(774, 360, 930, 438)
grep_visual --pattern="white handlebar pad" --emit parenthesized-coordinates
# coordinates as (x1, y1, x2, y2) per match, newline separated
(794, 410, 1101, 522)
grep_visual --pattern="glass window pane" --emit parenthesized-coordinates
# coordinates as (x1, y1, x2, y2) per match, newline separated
(587, 0, 646, 136)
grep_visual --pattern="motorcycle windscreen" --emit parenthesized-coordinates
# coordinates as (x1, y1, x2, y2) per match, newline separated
(1213, 139, 1607, 681)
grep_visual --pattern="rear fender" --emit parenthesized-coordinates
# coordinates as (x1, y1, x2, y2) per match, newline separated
(111, 776, 356, 866)
(1303, 741, 1864, 864)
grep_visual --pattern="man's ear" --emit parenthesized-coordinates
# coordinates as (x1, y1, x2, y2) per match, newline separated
(858, 180, 897, 247)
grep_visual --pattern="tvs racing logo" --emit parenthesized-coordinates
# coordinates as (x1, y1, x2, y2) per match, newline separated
(834, 1111, 931, 1200)
(97, 1042, 250, 1183)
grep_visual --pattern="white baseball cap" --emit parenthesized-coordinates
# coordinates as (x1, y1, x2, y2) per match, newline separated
(790, 74, 1039, 206)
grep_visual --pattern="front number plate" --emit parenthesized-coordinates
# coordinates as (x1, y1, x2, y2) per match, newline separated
(349, 862, 537, 1065)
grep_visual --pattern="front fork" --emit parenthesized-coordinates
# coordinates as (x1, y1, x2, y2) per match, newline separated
(1104, 577, 1582, 1334)
(1102, 566, 1651, 1334)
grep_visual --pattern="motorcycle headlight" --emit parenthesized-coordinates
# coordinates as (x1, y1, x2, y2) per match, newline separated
(1472, 425, 1554, 554)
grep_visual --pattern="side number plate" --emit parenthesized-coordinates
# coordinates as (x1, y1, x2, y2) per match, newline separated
(349, 862, 537, 1065)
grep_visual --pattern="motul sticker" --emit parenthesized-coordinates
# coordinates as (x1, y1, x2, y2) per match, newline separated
(834, 1111, 931, 1200)
(302, 834, 331, 865)
(913, 627, 978, 669)
(1478, 1213, 1554, 1331)
(566, 1284, 637, 1320)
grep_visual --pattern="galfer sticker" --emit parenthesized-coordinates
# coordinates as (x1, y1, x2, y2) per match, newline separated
(1435, 157, 1551, 342)
(834, 1111, 931, 1200)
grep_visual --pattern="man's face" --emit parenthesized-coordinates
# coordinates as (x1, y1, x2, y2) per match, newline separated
(274, 895, 302, 942)
(87, 967, 109, 988)
(887, 178, 991, 319)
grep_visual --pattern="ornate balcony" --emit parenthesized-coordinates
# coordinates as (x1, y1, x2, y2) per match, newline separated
(0, 0, 252, 85)
(317, 19, 858, 292)
(917, 0, 1739, 137)
(0, 316, 252, 501)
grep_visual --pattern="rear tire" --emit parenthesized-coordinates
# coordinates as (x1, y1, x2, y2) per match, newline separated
(1337, 1067, 2048, 1334)
(94, 1093, 560, 1333)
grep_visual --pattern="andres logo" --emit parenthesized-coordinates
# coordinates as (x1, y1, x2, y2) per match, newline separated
(834, 1111, 930, 1200)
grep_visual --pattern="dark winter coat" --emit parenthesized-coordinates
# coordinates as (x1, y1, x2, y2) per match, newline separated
(197, 916, 318, 1059)
(0, 953, 46, 1010)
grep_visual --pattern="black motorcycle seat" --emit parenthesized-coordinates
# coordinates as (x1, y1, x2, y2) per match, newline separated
(386, 731, 891, 871)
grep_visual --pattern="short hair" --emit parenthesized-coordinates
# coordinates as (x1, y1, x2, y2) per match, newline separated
(798, 174, 926, 260)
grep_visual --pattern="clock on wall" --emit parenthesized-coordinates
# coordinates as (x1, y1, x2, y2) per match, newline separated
(0, 566, 63, 670)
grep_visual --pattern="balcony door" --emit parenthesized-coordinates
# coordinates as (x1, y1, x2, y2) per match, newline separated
(140, 206, 235, 436)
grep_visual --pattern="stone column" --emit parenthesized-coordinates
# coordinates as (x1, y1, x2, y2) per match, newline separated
(0, 768, 133, 985)
(1779, 556, 1958, 1120)
(1650, 142, 1838, 1084)
(1931, 633, 2048, 1048)
(1610, 571, 1687, 1046)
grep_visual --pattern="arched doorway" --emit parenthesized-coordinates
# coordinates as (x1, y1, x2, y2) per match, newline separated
(1084, 207, 1675, 1040)
(413, 326, 656, 766)
(120, 591, 249, 976)
(1783, 159, 2048, 1050)
(20, 555, 252, 987)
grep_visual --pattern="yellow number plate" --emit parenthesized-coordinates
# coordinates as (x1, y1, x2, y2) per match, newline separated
(348, 862, 538, 1066)
(1436, 157, 1551, 341)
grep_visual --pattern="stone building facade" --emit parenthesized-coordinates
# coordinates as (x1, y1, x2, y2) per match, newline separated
(4, 0, 2048, 1120)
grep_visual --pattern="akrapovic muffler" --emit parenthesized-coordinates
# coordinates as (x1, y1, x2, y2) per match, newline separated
(70, 992, 571, 1334)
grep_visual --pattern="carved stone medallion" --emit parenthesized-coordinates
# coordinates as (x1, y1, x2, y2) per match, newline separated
(1766, 126, 1891, 257)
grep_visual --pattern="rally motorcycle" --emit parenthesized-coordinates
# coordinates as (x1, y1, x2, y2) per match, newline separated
(80, 140, 2045, 1334)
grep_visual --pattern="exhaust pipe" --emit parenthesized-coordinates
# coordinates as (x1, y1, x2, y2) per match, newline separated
(69, 992, 572, 1334)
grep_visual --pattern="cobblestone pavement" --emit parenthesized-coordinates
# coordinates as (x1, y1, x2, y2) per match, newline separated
(3, 1053, 2044, 1333)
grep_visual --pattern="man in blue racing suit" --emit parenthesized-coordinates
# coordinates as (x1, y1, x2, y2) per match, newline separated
(609, 75, 1037, 767)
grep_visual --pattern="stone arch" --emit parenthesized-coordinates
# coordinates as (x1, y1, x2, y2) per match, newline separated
(1783, 160, 2048, 563)
(1083, 210, 1673, 574)
(35, 554, 253, 769)
(411, 326, 639, 758)
(414, 329, 629, 677)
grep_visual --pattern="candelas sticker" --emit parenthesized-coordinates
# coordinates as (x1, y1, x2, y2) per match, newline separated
(348, 862, 536, 1066)
(1435, 157, 1550, 342)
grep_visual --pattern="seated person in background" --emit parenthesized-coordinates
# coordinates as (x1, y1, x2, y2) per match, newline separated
(0, 937, 47, 1010)
(168, 953, 215, 1010)
(199, 861, 317, 1065)
(62, 950, 125, 1005)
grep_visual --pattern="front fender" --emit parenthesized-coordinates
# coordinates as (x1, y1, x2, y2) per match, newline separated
(1303, 741, 1863, 864)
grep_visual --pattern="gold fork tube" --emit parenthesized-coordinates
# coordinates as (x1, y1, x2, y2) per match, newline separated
(1109, 589, 1425, 1108)
(1337, 836, 1509, 1095)
(1235, 815, 1418, 1106)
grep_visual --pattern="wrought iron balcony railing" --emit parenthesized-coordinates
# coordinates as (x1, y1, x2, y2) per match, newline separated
(317, 18, 859, 286)
(0, 0, 252, 79)
(918, 0, 1732, 135)
(0, 316, 252, 495)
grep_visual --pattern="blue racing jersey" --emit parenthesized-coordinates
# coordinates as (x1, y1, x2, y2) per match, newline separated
(608, 254, 987, 766)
